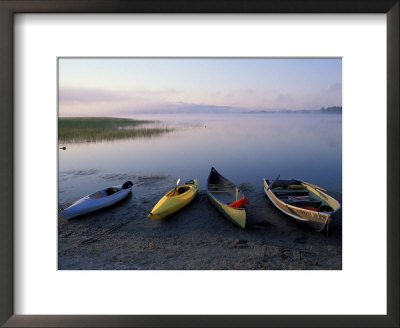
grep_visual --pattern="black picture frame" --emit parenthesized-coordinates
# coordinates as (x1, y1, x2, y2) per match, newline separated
(0, 1, 398, 327)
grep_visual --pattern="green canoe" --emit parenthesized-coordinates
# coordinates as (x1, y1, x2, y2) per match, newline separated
(206, 167, 248, 228)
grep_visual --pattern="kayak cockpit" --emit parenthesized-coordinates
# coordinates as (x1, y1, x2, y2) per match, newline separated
(105, 187, 120, 196)
(88, 187, 122, 199)
(88, 190, 105, 199)
(167, 186, 191, 196)
(176, 186, 190, 194)
(87, 181, 133, 199)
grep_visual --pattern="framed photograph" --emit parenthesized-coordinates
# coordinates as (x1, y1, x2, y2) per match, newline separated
(57, 56, 343, 270)
(1, 0, 398, 327)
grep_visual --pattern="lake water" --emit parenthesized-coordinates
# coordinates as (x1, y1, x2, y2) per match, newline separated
(58, 113, 342, 205)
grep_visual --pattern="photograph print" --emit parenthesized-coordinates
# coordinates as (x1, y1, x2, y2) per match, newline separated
(58, 58, 342, 270)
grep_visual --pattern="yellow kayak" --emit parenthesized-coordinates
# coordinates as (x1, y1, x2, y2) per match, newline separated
(148, 179, 199, 220)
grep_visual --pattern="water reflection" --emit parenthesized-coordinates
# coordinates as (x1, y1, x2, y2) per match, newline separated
(59, 113, 342, 204)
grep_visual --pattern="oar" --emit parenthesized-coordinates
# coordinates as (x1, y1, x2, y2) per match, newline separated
(267, 174, 280, 190)
(172, 178, 181, 196)
(292, 178, 328, 192)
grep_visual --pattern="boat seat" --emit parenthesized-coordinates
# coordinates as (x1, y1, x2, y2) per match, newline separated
(209, 184, 235, 188)
(272, 190, 309, 196)
(177, 186, 190, 194)
(105, 187, 119, 196)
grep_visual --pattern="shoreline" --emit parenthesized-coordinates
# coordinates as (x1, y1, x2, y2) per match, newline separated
(58, 177, 342, 270)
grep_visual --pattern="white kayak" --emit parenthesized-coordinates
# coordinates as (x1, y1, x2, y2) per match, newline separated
(60, 181, 133, 220)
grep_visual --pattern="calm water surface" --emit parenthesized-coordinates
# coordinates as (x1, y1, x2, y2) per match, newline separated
(58, 113, 342, 204)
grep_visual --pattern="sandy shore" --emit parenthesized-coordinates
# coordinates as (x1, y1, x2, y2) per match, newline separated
(58, 175, 342, 270)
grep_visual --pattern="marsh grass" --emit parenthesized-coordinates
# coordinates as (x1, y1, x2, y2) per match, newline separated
(59, 117, 173, 143)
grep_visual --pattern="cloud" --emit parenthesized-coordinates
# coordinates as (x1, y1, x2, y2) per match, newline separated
(59, 87, 183, 103)
(59, 88, 131, 102)
(58, 87, 185, 116)
(58, 83, 342, 116)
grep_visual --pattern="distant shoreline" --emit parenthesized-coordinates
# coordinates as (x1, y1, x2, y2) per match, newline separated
(110, 106, 342, 115)
(246, 106, 342, 115)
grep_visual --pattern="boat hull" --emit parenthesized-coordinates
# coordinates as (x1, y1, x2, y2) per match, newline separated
(263, 179, 340, 232)
(206, 192, 246, 228)
(206, 167, 246, 229)
(60, 184, 132, 220)
(148, 179, 199, 220)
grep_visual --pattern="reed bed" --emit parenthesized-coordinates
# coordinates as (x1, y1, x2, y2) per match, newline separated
(59, 117, 173, 143)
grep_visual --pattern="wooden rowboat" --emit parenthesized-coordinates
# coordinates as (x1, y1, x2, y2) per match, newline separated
(206, 167, 248, 228)
(263, 178, 341, 232)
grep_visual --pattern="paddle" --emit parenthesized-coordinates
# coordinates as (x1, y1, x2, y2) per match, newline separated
(291, 178, 328, 192)
(266, 174, 280, 190)
(172, 178, 181, 196)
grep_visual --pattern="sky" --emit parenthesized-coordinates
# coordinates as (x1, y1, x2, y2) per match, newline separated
(58, 58, 342, 116)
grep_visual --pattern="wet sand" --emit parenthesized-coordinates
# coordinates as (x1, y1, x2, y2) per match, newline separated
(58, 175, 342, 270)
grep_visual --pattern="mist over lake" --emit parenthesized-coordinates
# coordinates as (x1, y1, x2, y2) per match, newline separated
(59, 112, 342, 201)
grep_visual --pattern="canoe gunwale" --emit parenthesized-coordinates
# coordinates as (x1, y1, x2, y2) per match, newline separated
(206, 167, 246, 228)
(263, 178, 340, 232)
(207, 173, 245, 208)
(206, 192, 246, 212)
